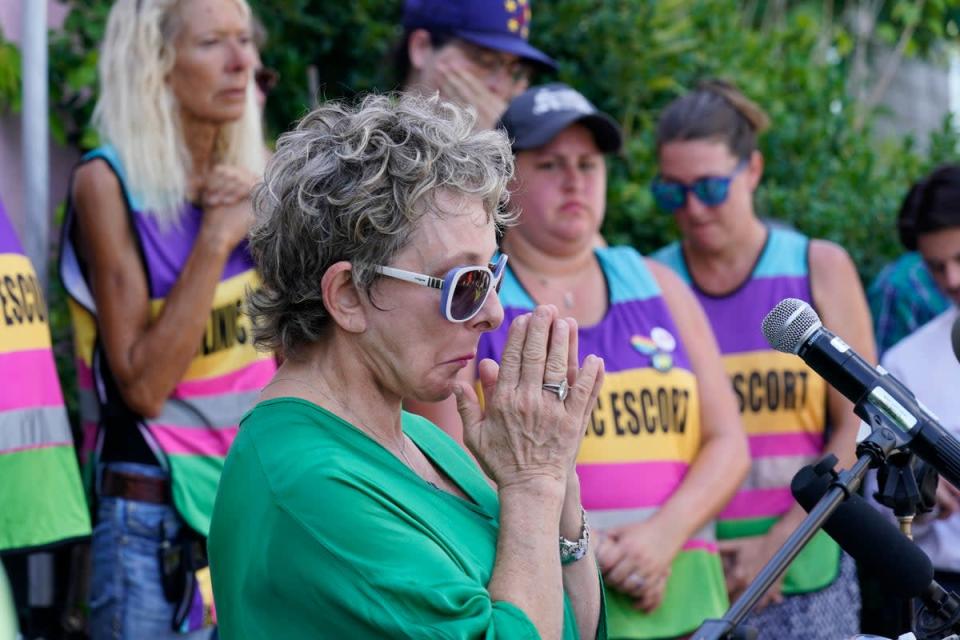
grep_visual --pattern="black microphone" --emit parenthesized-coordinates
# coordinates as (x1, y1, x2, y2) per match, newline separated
(792, 465, 960, 634)
(763, 298, 960, 489)
(791, 464, 933, 598)
(951, 314, 960, 365)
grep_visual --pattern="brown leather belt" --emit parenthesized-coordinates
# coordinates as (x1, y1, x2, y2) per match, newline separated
(101, 468, 169, 504)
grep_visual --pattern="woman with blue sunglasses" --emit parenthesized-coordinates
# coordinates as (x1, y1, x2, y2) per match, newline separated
(207, 94, 608, 639)
(652, 79, 875, 639)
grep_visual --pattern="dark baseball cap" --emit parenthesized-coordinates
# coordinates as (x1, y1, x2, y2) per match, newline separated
(402, 0, 556, 70)
(499, 83, 623, 153)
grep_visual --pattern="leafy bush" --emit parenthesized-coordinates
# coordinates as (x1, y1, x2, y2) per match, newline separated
(246, 0, 958, 277)
(1, 3, 959, 420)
(4, 0, 948, 280)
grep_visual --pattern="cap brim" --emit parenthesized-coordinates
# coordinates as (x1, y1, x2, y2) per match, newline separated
(452, 30, 557, 70)
(512, 112, 623, 154)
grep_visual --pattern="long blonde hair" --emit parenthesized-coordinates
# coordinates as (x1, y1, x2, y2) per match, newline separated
(92, 0, 265, 225)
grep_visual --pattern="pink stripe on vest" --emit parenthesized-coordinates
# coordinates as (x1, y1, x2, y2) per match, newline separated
(577, 460, 689, 510)
(0, 350, 64, 411)
(149, 424, 239, 457)
(720, 486, 794, 520)
(748, 432, 822, 458)
(173, 358, 275, 398)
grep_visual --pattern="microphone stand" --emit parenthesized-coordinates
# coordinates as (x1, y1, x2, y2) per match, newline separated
(692, 410, 903, 640)
(874, 451, 939, 636)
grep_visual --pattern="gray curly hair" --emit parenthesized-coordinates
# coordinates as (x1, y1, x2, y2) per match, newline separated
(248, 93, 515, 356)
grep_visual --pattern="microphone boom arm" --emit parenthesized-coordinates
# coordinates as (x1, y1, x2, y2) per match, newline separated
(691, 425, 900, 640)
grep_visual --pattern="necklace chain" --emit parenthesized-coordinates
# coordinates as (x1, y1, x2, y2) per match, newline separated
(513, 263, 584, 310)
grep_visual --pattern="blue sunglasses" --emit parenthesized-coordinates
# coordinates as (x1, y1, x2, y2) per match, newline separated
(651, 160, 747, 213)
(374, 254, 508, 323)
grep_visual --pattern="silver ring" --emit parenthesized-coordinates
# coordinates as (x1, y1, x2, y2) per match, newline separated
(542, 379, 569, 402)
(626, 572, 645, 589)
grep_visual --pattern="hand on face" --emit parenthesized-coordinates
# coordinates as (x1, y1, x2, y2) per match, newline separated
(433, 57, 514, 132)
(454, 305, 604, 490)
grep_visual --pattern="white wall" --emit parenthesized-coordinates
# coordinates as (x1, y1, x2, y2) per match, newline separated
(874, 44, 960, 153)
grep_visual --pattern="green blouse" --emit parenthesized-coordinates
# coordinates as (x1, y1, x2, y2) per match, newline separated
(208, 398, 604, 639)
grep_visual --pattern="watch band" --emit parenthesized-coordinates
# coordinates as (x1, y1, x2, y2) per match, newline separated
(559, 506, 590, 566)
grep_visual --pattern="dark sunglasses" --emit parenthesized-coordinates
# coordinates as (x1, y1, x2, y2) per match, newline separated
(254, 67, 279, 95)
(651, 160, 748, 213)
(374, 254, 508, 323)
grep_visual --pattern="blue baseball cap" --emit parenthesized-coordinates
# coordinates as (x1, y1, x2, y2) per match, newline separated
(403, 0, 556, 70)
(499, 83, 623, 153)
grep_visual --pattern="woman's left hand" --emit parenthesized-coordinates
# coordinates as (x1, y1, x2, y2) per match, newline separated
(594, 519, 681, 612)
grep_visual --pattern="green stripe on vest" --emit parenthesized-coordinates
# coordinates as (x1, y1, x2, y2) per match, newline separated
(717, 517, 841, 594)
(0, 446, 90, 551)
(168, 454, 228, 536)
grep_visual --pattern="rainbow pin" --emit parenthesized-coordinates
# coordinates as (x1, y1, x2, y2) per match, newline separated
(630, 335, 658, 355)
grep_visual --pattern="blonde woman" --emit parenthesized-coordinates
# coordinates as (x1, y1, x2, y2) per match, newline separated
(58, 0, 274, 637)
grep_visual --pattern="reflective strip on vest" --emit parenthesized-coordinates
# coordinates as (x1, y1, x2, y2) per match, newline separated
(0, 198, 91, 552)
(0, 406, 74, 453)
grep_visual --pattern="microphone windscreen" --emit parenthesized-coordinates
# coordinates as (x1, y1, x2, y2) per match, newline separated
(762, 298, 819, 354)
(951, 314, 960, 365)
(791, 465, 933, 598)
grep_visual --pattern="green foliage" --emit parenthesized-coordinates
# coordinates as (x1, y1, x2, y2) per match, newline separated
(1, 0, 959, 281)
(250, 0, 402, 137)
(0, 27, 21, 112)
(0, 0, 954, 428)
(249, 0, 960, 280)
(46, 3, 108, 148)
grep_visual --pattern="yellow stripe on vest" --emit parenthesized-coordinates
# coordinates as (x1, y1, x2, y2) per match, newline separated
(722, 350, 826, 435)
(66, 299, 97, 367)
(148, 270, 270, 381)
(579, 367, 701, 463)
(0, 254, 52, 354)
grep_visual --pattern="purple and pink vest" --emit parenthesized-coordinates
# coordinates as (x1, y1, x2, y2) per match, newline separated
(0, 197, 90, 551)
(654, 227, 839, 594)
(60, 146, 276, 536)
(478, 246, 727, 639)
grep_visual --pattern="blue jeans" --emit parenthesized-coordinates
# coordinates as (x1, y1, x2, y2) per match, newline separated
(89, 462, 214, 640)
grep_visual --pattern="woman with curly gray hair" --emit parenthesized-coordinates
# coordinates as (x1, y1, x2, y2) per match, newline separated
(207, 93, 607, 639)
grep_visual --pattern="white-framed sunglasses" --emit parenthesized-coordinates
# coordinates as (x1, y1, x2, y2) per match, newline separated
(374, 254, 508, 323)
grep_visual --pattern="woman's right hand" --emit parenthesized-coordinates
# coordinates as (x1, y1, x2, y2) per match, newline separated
(454, 305, 604, 491)
(199, 164, 257, 253)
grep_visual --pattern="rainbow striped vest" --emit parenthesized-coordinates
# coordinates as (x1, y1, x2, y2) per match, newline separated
(654, 228, 839, 594)
(478, 246, 727, 638)
(0, 198, 90, 552)
(60, 147, 276, 536)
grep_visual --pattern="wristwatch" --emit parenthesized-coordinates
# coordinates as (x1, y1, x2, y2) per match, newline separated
(559, 506, 590, 566)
